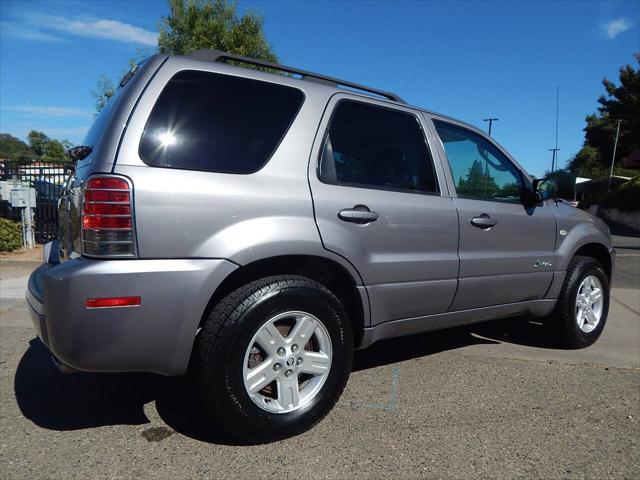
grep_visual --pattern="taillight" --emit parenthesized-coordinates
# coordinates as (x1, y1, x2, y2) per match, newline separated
(82, 175, 136, 257)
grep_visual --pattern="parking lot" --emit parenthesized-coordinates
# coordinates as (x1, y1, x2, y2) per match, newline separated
(1, 235, 638, 479)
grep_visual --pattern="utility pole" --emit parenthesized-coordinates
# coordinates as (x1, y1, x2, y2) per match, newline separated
(549, 148, 560, 173)
(608, 120, 622, 192)
(550, 86, 560, 174)
(483, 117, 498, 136)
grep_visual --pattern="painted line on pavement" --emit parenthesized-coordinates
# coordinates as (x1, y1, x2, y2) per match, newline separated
(343, 367, 402, 411)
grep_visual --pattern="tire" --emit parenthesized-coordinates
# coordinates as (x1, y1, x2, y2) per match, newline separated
(551, 255, 610, 349)
(193, 275, 353, 443)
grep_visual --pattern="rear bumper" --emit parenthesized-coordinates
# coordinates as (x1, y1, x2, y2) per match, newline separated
(26, 256, 237, 375)
(26, 264, 48, 345)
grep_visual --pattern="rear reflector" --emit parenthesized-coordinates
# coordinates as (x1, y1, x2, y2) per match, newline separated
(82, 175, 136, 257)
(85, 296, 141, 308)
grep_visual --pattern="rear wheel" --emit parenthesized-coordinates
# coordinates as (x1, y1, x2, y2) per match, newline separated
(193, 275, 353, 443)
(550, 255, 610, 349)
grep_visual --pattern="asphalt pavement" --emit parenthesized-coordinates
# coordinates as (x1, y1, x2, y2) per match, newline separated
(1, 235, 638, 479)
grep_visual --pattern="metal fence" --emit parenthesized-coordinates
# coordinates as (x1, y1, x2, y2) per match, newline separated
(1, 160, 73, 244)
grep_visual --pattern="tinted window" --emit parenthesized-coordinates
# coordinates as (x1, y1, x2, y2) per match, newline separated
(139, 70, 304, 173)
(319, 101, 439, 194)
(434, 121, 523, 202)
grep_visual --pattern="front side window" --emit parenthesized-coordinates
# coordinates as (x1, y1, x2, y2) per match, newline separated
(139, 70, 304, 174)
(434, 121, 523, 202)
(319, 100, 439, 194)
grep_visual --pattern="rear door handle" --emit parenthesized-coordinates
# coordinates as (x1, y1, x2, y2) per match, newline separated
(338, 205, 379, 224)
(470, 214, 497, 229)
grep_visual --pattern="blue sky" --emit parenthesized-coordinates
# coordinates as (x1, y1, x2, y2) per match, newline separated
(1, 0, 638, 177)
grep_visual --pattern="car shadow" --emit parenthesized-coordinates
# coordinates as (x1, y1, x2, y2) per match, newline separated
(14, 339, 241, 445)
(352, 315, 560, 371)
(14, 316, 562, 444)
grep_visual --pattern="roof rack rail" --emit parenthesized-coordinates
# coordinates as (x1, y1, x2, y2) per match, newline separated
(188, 49, 406, 104)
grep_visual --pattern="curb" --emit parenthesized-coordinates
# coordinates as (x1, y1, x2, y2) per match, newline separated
(0, 260, 42, 269)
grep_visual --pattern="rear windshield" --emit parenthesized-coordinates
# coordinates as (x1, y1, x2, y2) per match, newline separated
(139, 70, 304, 174)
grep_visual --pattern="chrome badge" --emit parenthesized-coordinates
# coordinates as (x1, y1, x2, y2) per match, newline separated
(534, 260, 553, 268)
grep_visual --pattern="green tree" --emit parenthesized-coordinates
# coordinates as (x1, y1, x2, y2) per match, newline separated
(158, 0, 278, 61)
(91, 75, 116, 115)
(0, 133, 34, 161)
(27, 130, 50, 157)
(569, 54, 640, 176)
(42, 139, 68, 162)
(567, 145, 604, 178)
(93, 0, 278, 113)
(18, 130, 71, 163)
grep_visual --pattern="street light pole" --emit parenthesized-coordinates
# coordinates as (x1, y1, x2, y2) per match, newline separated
(483, 117, 498, 136)
(608, 120, 622, 192)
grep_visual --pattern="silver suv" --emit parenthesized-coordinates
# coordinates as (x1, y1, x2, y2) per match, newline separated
(27, 50, 614, 443)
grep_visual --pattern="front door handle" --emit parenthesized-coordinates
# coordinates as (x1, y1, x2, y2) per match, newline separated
(338, 205, 379, 224)
(470, 214, 497, 229)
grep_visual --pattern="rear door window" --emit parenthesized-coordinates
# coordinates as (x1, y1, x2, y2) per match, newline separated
(139, 70, 304, 174)
(319, 100, 439, 194)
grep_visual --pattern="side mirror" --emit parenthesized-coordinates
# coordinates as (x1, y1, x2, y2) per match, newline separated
(533, 177, 558, 202)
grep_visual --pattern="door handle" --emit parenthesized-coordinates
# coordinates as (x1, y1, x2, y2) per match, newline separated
(470, 214, 497, 229)
(338, 205, 379, 224)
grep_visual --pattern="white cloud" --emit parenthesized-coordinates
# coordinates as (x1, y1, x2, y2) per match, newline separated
(0, 22, 63, 42)
(4, 106, 92, 118)
(601, 17, 633, 40)
(7, 11, 157, 46)
(48, 16, 158, 46)
(43, 126, 90, 138)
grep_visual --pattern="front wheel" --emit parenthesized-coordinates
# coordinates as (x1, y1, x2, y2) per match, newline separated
(551, 255, 610, 349)
(193, 275, 353, 443)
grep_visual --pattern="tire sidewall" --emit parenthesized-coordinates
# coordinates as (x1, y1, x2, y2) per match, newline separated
(214, 282, 352, 438)
(565, 261, 609, 346)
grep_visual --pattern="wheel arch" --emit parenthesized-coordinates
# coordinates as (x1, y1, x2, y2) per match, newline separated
(198, 254, 369, 349)
(555, 220, 613, 281)
(573, 242, 612, 280)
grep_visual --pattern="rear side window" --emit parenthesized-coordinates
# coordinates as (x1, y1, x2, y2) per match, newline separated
(319, 100, 439, 194)
(139, 70, 304, 174)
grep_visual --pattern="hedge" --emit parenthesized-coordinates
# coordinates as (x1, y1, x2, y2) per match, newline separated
(0, 218, 23, 252)
(581, 176, 640, 213)
(602, 176, 640, 212)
